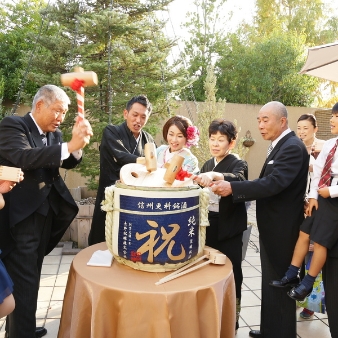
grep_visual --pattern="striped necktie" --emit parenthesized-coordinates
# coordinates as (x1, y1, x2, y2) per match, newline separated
(266, 144, 273, 158)
(41, 133, 47, 146)
(318, 139, 338, 188)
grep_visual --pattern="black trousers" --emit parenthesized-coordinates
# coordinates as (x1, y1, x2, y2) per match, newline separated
(323, 256, 338, 338)
(259, 239, 296, 338)
(206, 215, 243, 301)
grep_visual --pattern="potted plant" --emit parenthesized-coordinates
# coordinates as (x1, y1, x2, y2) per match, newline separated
(242, 130, 255, 147)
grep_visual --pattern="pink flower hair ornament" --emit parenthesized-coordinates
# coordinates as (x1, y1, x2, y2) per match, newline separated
(186, 125, 200, 148)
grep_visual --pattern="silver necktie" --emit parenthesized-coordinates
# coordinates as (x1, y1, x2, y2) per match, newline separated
(41, 134, 47, 146)
(266, 144, 273, 158)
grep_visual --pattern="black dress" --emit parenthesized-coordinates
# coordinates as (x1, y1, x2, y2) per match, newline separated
(200, 154, 248, 302)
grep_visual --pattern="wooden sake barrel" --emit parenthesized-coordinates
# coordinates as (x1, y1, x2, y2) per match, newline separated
(103, 182, 210, 272)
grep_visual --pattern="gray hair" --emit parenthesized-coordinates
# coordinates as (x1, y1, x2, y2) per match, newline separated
(32, 85, 70, 110)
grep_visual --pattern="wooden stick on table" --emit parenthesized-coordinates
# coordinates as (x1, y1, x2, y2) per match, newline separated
(155, 251, 226, 286)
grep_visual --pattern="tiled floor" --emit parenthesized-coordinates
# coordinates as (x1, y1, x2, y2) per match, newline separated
(0, 201, 332, 337)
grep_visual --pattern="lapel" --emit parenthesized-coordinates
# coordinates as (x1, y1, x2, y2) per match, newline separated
(23, 113, 61, 147)
(259, 131, 296, 178)
(47, 130, 61, 146)
(23, 113, 44, 148)
(214, 154, 237, 172)
(118, 122, 146, 156)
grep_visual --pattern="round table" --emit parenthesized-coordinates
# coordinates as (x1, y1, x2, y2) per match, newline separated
(58, 242, 236, 338)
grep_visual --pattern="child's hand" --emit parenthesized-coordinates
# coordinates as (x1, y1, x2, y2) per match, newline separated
(318, 187, 330, 198)
(0, 180, 17, 194)
(305, 198, 318, 217)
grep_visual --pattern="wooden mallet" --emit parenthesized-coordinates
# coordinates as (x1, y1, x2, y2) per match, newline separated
(136, 143, 158, 173)
(163, 154, 185, 184)
(155, 248, 226, 285)
(61, 67, 98, 120)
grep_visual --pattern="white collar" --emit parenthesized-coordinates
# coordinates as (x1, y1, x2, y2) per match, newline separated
(271, 128, 291, 148)
(29, 113, 44, 135)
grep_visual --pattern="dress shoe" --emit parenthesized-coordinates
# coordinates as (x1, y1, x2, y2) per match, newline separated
(35, 327, 47, 337)
(269, 276, 300, 288)
(5, 327, 47, 338)
(287, 284, 312, 301)
(249, 330, 263, 337)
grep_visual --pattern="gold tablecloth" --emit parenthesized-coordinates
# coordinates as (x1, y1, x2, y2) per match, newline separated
(58, 243, 236, 338)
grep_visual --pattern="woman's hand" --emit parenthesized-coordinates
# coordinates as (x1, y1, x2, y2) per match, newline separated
(193, 172, 223, 187)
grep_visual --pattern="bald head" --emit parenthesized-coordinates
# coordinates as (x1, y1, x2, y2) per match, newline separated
(261, 101, 288, 119)
(257, 101, 288, 141)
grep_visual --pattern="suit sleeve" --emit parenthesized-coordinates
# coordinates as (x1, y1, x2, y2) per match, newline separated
(231, 143, 306, 202)
(100, 126, 139, 166)
(0, 117, 63, 169)
(222, 159, 248, 182)
(61, 153, 82, 169)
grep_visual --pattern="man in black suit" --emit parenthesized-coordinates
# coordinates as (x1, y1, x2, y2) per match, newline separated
(324, 239, 338, 337)
(88, 95, 155, 245)
(210, 101, 309, 338)
(0, 84, 93, 338)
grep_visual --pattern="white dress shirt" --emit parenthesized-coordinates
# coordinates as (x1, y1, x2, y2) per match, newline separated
(29, 113, 81, 161)
(309, 137, 338, 199)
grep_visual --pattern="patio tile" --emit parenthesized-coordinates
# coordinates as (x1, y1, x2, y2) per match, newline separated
(241, 260, 251, 267)
(48, 247, 62, 256)
(38, 286, 53, 302)
(240, 306, 261, 326)
(242, 266, 261, 277)
(297, 319, 331, 338)
(236, 327, 252, 337)
(253, 289, 261, 299)
(44, 318, 60, 338)
(58, 263, 71, 274)
(51, 286, 66, 301)
(55, 275, 69, 287)
(245, 256, 261, 266)
(36, 301, 50, 319)
(43, 255, 62, 265)
(41, 264, 59, 275)
(40, 275, 57, 287)
(241, 290, 261, 307)
(60, 255, 75, 264)
(243, 276, 262, 290)
(47, 301, 63, 319)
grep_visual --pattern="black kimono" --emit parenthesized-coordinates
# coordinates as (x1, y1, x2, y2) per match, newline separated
(88, 122, 155, 245)
(200, 153, 248, 311)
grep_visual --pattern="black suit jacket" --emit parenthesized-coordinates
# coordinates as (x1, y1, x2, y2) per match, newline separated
(231, 131, 309, 276)
(0, 113, 80, 256)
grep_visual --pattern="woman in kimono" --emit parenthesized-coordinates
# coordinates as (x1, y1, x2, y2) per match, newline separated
(194, 119, 248, 332)
(156, 115, 199, 173)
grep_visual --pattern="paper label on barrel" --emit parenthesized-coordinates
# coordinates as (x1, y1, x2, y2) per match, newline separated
(117, 195, 200, 265)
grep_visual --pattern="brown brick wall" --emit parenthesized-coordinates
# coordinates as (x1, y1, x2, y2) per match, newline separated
(315, 109, 332, 140)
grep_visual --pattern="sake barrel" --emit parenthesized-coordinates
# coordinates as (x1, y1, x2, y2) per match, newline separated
(103, 182, 210, 272)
